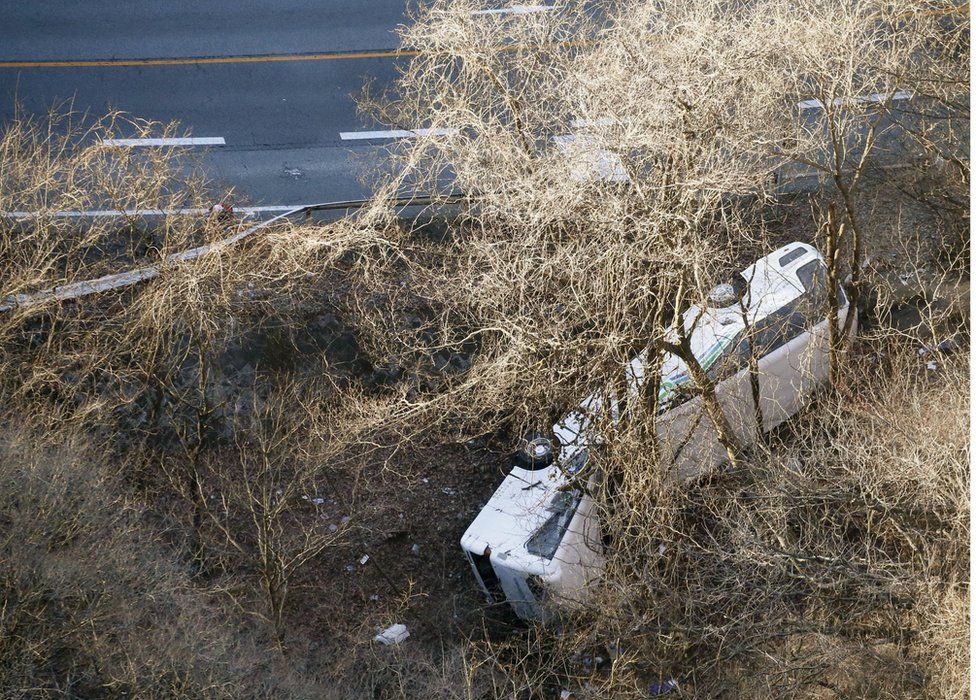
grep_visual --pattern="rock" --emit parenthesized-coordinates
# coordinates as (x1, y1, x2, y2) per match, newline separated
(448, 354, 471, 373)
(315, 313, 340, 329)
(432, 352, 451, 372)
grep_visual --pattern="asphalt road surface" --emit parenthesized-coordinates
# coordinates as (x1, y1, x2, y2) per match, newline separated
(0, 1, 415, 207)
(0, 3, 947, 213)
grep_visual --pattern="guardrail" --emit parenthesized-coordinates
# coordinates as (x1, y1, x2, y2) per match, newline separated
(0, 192, 468, 313)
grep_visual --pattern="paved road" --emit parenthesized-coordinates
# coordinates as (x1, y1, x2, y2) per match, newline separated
(0, 1, 412, 207)
(0, 3, 952, 212)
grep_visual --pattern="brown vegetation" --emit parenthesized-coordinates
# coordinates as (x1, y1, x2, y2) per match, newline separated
(0, 0, 968, 697)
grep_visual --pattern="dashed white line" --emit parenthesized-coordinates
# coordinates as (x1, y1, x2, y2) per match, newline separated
(552, 134, 630, 183)
(569, 117, 618, 129)
(470, 4, 559, 15)
(100, 136, 226, 147)
(797, 90, 913, 111)
(339, 128, 458, 141)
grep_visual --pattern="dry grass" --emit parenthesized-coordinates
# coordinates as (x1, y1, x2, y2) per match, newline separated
(0, 1, 968, 697)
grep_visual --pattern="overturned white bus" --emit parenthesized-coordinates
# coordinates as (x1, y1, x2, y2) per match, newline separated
(460, 242, 855, 620)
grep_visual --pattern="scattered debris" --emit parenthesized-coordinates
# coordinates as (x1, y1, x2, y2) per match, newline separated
(359, 554, 370, 565)
(345, 565, 355, 573)
(649, 679, 678, 696)
(785, 457, 803, 474)
(442, 487, 456, 496)
(369, 594, 380, 601)
(926, 360, 937, 370)
(918, 336, 964, 356)
(312, 497, 325, 505)
(579, 654, 606, 671)
(328, 524, 338, 533)
(374, 623, 409, 646)
(410, 543, 421, 556)
(208, 201, 235, 221)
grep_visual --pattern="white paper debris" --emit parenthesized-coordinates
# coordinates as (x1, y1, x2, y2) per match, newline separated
(552, 134, 630, 183)
(312, 497, 325, 505)
(374, 623, 409, 645)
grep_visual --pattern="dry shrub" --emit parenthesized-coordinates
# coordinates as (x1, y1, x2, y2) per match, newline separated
(0, 0, 967, 697)
(0, 109, 217, 292)
(428, 343, 967, 699)
(914, 581, 970, 700)
(0, 426, 259, 697)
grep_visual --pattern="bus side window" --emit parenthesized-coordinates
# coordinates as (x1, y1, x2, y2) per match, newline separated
(796, 259, 846, 312)
(751, 310, 791, 358)
(707, 331, 750, 382)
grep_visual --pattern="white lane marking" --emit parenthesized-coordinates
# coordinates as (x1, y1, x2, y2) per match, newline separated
(797, 90, 913, 111)
(100, 137, 226, 147)
(339, 127, 457, 141)
(0, 204, 316, 311)
(552, 134, 630, 183)
(2, 204, 340, 220)
(569, 117, 618, 129)
(470, 4, 559, 15)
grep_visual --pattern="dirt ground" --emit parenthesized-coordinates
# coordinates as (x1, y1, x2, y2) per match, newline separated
(230, 169, 968, 692)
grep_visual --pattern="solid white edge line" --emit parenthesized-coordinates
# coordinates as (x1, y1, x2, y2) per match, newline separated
(101, 137, 226, 147)
(339, 127, 457, 141)
(470, 4, 559, 15)
(2, 205, 334, 220)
